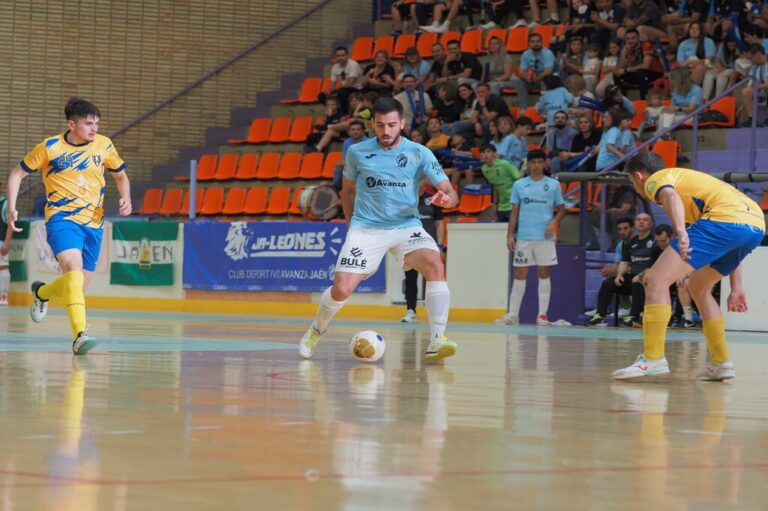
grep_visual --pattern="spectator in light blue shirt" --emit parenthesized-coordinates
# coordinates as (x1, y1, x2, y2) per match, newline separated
(536, 75, 574, 126)
(399, 47, 432, 88)
(512, 33, 556, 108)
(497, 116, 533, 170)
(335, 120, 370, 190)
(658, 68, 704, 131)
(740, 44, 768, 127)
(596, 109, 633, 172)
(676, 22, 716, 86)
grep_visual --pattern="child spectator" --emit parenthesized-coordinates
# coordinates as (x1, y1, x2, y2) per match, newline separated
(596, 39, 622, 99)
(636, 90, 664, 137)
(603, 84, 636, 116)
(582, 44, 602, 94)
(426, 117, 451, 149)
(566, 75, 596, 118)
(559, 37, 587, 83)
(497, 116, 533, 171)
(480, 143, 522, 223)
(536, 75, 575, 129)
(596, 108, 633, 172)
(444, 132, 476, 185)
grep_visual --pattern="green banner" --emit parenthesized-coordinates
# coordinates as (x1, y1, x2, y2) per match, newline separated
(110, 221, 178, 286)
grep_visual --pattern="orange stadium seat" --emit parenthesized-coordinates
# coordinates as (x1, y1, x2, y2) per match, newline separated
(350, 37, 374, 61)
(289, 187, 304, 215)
(506, 26, 528, 53)
(322, 151, 343, 179)
(277, 152, 302, 180)
(196, 154, 218, 181)
(393, 34, 417, 58)
(222, 187, 247, 215)
(630, 100, 647, 130)
(299, 152, 324, 179)
(440, 31, 461, 47)
(654, 140, 678, 168)
(256, 153, 281, 180)
(244, 187, 268, 215)
(280, 77, 323, 105)
(416, 32, 439, 58)
(179, 188, 205, 216)
(159, 188, 184, 216)
(235, 153, 259, 180)
(288, 116, 314, 143)
(267, 117, 292, 143)
(214, 153, 238, 181)
(760, 188, 768, 212)
(228, 118, 271, 145)
(373, 35, 395, 56)
(460, 30, 483, 54)
(458, 192, 490, 214)
(266, 186, 291, 215)
(534, 24, 555, 48)
(138, 188, 163, 215)
(697, 96, 736, 127)
(200, 187, 225, 215)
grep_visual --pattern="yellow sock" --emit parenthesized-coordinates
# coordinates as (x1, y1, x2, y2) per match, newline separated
(37, 273, 68, 300)
(702, 317, 729, 364)
(643, 303, 671, 360)
(61, 271, 86, 340)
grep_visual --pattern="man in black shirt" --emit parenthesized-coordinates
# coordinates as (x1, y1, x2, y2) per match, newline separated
(472, 82, 511, 141)
(587, 213, 654, 326)
(443, 40, 482, 89)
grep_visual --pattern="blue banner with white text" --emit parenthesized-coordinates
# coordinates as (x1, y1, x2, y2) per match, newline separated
(183, 221, 386, 292)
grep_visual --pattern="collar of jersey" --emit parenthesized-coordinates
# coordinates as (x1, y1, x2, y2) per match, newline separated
(63, 130, 92, 147)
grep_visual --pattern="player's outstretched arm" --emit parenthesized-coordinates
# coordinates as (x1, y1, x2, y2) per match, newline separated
(429, 180, 458, 209)
(111, 170, 132, 216)
(5, 166, 28, 233)
(340, 177, 356, 222)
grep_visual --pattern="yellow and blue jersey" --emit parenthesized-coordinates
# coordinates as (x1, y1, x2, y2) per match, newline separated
(21, 132, 125, 228)
(643, 167, 765, 232)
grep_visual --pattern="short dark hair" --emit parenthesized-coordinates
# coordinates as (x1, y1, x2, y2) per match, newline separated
(65, 97, 100, 121)
(749, 43, 766, 55)
(609, 108, 633, 125)
(655, 224, 674, 237)
(476, 82, 491, 91)
(616, 217, 633, 228)
(626, 152, 665, 175)
(334, 46, 348, 54)
(348, 119, 365, 130)
(446, 39, 460, 48)
(373, 97, 404, 117)
(401, 73, 417, 81)
(515, 116, 534, 128)
(554, 110, 569, 119)
(528, 33, 542, 42)
(625, 28, 639, 37)
(527, 149, 547, 161)
(542, 75, 562, 90)
(480, 143, 497, 152)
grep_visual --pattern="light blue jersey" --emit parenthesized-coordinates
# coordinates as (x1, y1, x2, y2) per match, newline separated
(511, 175, 564, 240)
(497, 133, 527, 169)
(596, 127, 622, 172)
(344, 137, 448, 229)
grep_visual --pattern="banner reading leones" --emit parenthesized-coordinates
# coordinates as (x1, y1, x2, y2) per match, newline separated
(183, 221, 386, 292)
(110, 221, 178, 286)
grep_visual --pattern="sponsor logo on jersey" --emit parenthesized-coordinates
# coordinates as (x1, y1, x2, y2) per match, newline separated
(365, 176, 407, 188)
(396, 154, 408, 168)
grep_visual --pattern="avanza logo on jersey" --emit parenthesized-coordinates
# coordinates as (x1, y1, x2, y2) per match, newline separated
(365, 176, 407, 188)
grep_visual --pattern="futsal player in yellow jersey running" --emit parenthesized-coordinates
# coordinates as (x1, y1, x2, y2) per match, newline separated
(613, 153, 765, 381)
(5, 98, 132, 355)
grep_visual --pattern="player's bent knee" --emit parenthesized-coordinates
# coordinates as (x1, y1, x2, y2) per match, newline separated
(420, 257, 445, 281)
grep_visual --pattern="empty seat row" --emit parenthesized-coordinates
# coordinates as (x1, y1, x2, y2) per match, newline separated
(228, 115, 323, 145)
(176, 151, 342, 181)
(137, 186, 308, 217)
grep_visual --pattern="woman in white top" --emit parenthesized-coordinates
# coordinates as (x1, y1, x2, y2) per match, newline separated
(676, 22, 717, 86)
(702, 39, 740, 100)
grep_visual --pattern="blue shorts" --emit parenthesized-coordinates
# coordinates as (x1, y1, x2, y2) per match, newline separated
(671, 219, 765, 276)
(46, 220, 103, 272)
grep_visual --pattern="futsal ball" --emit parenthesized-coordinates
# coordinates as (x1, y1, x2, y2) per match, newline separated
(349, 330, 386, 363)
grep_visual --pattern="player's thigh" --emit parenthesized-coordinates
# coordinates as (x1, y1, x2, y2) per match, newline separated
(643, 247, 694, 291)
(80, 225, 104, 272)
(336, 227, 390, 276)
(531, 240, 558, 267)
(687, 265, 724, 299)
(332, 270, 368, 298)
(393, 227, 442, 275)
(55, 248, 84, 272)
(403, 247, 445, 280)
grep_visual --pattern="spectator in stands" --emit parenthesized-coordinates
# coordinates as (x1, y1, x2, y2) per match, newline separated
(587, 212, 655, 327)
(411, 0, 439, 29)
(636, 90, 664, 137)
(400, 47, 432, 88)
(559, 37, 587, 83)
(498, 149, 566, 326)
(596, 108, 633, 172)
(472, 82, 511, 141)
(443, 40, 484, 89)
(705, 0, 740, 40)
(528, 0, 561, 26)
(444, 132, 476, 185)
(546, 110, 579, 174)
(537, 75, 575, 129)
(332, 119, 370, 191)
(703, 38, 740, 100)
(421, 0, 464, 34)
(564, 114, 601, 173)
(596, 39, 622, 99)
(513, 33, 556, 108)
(581, 45, 602, 94)
(401, 180, 446, 323)
(614, 30, 664, 99)
(663, 0, 710, 47)
(677, 22, 717, 86)
(480, 0, 528, 30)
(590, 0, 626, 48)
(480, 143, 522, 222)
(323, 46, 363, 112)
(742, 25, 768, 54)
(658, 68, 704, 131)
(740, 44, 768, 127)
(424, 42, 448, 94)
(432, 81, 460, 121)
(496, 115, 515, 143)
(486, 36, 516, 96)
(361, 50, 397, 96)
(603, 84, 637, 116)
(619, 0, 665, 42)
(304, 96, 343, 153)
(565, 75, 596, 118)
(447, 83, 478, 136)
(426, 117, 452, 149)
(497, 116, 533, 170)
(409, 128, 427, 144)
(598, 216, 634, 279)
(589, 183, 637, 249)
(562, 0, 596, 44)
(395, 74, 434, 135)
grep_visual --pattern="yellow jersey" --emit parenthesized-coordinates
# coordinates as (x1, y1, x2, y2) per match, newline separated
(643, 167, 765, 231)
(21, 132, 125, 228)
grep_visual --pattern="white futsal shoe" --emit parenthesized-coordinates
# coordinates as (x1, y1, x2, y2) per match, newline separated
(30, 281, 49, 323)
(495, 314, 519, 325)
(298, 322, 325, 359)
(697, 358, 735, 381)
(72, 328, 97, 355)
(401, 309, 418, 323)
(612, 354, 670, 380)
(425, 335, 457, 361)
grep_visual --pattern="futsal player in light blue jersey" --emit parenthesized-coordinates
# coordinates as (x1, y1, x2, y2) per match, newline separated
(299, 98, 459, 361)
(498, 149, 566, 326)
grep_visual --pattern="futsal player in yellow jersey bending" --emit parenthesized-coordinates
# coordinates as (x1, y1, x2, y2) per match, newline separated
(5, 98, 132, 354)
(614, 153, 765, 381)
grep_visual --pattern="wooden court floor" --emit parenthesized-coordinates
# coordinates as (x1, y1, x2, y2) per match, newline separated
(0, 306, 766, 510)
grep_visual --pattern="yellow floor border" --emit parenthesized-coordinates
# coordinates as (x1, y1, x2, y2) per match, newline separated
(8, 292, 505, 323)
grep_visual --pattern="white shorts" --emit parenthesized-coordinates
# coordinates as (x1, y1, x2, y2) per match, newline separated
(513, 240, 558, 267)
(336, 226, 439, 275)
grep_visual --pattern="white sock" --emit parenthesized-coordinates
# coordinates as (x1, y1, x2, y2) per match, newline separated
(538, 278, 551, 317)
(508, 279, 526, 317)
(682, 305, 693, 321)
(0, 268, 9, 302)
(316, 287, 346, 332)
(425, 281, 450, 339)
